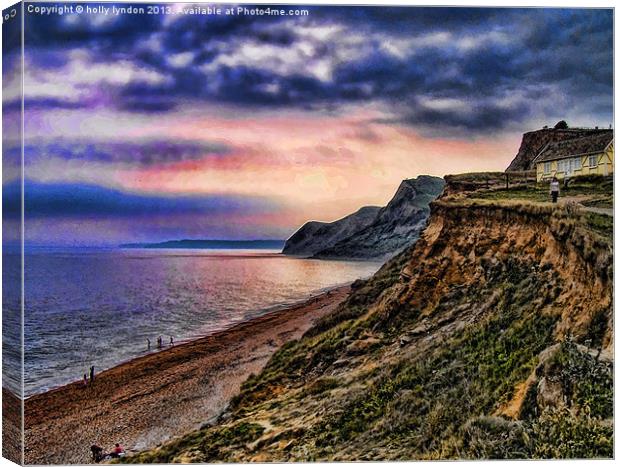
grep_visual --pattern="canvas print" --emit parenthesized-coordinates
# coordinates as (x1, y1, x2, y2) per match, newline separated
(1, 1, 614, 464)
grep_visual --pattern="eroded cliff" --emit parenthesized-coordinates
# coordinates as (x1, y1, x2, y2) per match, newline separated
(128, 184, 613, 462)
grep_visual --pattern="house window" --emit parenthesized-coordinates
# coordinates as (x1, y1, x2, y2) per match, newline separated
(589, 155, 598, 167)
(572, 157, 582, 170)
(543, 162, 551, 173)
(557, 160, 565, 172)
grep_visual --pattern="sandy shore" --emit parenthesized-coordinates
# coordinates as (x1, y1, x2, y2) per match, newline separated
(24, 286, 350, 465)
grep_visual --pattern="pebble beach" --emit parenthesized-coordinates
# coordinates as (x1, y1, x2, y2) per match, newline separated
(24, 286, 349, 465)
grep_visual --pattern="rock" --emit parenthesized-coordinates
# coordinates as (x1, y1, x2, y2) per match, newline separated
(346, 337, 381, 355)
(282, 206, 381, 257)
(409, 324, 430, 336)
(283, 176, 445, 259)
(536, 377, 565, 411)
(399, 335, 413, 347)
(332, 358, 349, 368)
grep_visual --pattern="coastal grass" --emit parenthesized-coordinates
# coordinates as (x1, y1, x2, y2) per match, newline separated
(464, 174, 612, 205)
(581, 196, 613, 209)
(458, 340, 613, 460)
(583, 212, 613, 239)
(312, 270, 558, 453)
(124, 422, 265, 464)
(454, 408, 613, 460)
(306, 245, 411, 338)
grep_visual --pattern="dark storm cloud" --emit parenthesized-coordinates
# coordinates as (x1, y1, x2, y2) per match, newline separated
(23, 4, 613, 133)
(22, 140, 232, 166)
(389, 99, 533, 133)
(25, 98, 89, 110)
(3, 180, 278, 219)
(24, 3, 161, 48)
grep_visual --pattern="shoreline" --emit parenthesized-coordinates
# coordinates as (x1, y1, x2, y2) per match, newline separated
(24, 282, 354, 399)
(24, 285, 351, 465)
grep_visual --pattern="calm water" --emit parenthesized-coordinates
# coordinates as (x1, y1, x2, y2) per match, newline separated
(13, 248, 380, 396)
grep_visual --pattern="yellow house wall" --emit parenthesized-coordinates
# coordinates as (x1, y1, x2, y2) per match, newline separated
(605, 142, 614, 173)
(536, 144, 614, 182)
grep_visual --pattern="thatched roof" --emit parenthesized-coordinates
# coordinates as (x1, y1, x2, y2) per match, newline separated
(534, 131, 613, 163)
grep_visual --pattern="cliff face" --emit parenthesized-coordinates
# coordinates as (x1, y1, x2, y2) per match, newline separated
(506, 128, 613, 171)
(283, 175, 445, 259)
(130, 187, 613, 462)
(281, 206, 381, 257)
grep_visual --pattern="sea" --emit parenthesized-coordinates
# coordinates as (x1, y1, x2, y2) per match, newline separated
(3, 248, 381, 397)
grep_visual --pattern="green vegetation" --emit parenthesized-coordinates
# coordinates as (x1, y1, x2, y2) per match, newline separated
(583, 212, 613, 239)
(456, 409, 613, 460)
(126, 422, 265, 463)
(581, 195, 613, 209)
(314, 271, 558, 457)
(545, 340, 613, 419)
(529, 409, 613, 458)
(449, 340, 613, 459)
(471, 184, 549, 202)
(446, 174, 612, 242)
(306, 247, 410, 338)
(299, 377, 341, 398)
(470, 175, 612, 204)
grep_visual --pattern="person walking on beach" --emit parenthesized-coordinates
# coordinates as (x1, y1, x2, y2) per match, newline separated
(147, 338, 151, 351)
(157, 336, 162, 349)
(89, 365, 95, 383)
(549, 176, 560, 203)
(170, 336, 174, 346)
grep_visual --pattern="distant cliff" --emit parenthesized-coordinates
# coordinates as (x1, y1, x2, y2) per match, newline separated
(282, 175, 445, 260)
(282, 206, 381, 257)
(121, 239, 284, 249)
(506, 127, 612, 171)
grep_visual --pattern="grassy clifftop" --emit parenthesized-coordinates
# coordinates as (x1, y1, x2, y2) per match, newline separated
(127, 175, 613, 462)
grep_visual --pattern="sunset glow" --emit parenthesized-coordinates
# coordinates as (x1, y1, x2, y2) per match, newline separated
(3, 4, 612, 245)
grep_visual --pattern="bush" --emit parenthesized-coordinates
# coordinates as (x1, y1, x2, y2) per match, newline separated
(531, 409, 612, 459)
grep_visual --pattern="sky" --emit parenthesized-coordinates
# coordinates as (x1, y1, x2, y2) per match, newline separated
(2, 3, 614, 246)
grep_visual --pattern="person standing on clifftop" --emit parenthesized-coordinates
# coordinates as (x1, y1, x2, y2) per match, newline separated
(550, 177, 560, 203)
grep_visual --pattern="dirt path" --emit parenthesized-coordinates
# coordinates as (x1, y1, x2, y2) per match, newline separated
(24, 287, 349, 465)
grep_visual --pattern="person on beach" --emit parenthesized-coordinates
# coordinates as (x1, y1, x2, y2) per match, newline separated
(83, 374, 88, 387)
(157, 336, 162, 349)
(110, 443, 125, 458)
(89, 365, 95, 383)
(90, 445, 104, 462)
(170, 336, 174, 346)
(147, 338, 151, 351)
(549, 176, 560, 203)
